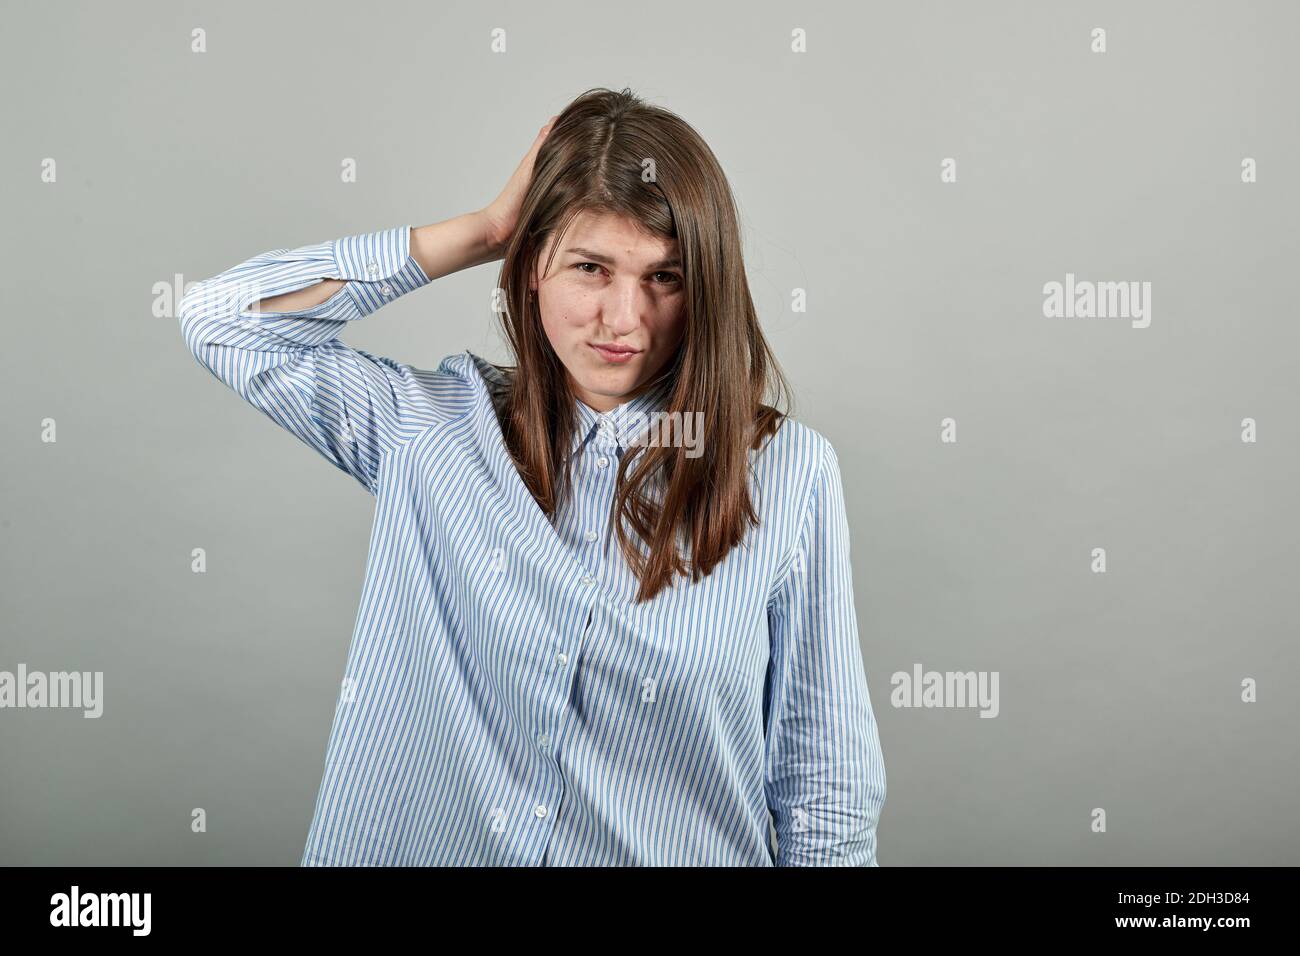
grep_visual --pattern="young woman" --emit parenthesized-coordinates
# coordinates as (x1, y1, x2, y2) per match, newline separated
(178, 88, 886, 866)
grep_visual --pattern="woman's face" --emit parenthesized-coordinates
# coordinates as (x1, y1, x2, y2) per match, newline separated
(530, 209, 686, 413)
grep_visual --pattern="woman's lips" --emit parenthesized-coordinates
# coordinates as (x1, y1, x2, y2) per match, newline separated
(590, 343, 641, 364)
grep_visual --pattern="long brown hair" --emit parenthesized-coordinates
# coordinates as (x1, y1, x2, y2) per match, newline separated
(492, 87, 792, 602)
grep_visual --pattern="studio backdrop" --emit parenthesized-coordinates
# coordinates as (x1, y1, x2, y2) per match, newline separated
(1, 0, 1296, 865)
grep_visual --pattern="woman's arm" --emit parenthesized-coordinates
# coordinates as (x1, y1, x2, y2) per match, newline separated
(250, 211, 501, 314)
(177, 219, 490, 496)
(763, 438, 888, 866)
(178, 119, 556, 494)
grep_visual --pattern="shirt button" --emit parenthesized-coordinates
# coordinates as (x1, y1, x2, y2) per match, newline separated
(581, 574, 594, 585)
(598, 418, 612, 432)
(536, 733, 550, 750)
(366, 261, 379, 277)
(583, 529, 597, 543)
(556, 652, 568, 667)
(380, 283, 393, 297)
(534, 804, 548, 819)
(596, 456, 609, 469)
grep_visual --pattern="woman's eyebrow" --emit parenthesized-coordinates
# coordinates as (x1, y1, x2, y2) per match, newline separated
(564, 246, 681, 270)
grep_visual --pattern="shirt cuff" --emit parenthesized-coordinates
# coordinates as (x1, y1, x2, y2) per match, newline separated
(332, 224, 433, 319)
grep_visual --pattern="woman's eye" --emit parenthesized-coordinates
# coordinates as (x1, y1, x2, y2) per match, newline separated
(574, 263, 680, 285)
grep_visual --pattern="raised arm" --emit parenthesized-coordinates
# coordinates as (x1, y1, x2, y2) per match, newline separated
(763, 439, 888, 866)
(248, 212, 500, 315)
(177, 216, 495, 495)
(176, 118, 556, 495)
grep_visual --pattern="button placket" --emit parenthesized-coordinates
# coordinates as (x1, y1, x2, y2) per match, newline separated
(572, 423, 614, 572)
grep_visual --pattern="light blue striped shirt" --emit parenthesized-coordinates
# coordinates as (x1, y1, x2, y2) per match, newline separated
(178, 224, 886, 866)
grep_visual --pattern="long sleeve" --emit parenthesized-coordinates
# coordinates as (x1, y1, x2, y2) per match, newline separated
(177, 224, 436, 496)
(763, 439, 887, 866)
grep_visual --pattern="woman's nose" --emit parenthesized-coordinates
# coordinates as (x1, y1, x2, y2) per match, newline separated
(599, 285, 643, 335)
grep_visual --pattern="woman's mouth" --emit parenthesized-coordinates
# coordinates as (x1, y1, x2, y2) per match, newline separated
(590, 343, 641, 364)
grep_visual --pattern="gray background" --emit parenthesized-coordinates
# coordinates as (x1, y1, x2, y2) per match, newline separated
(2, 0, 1296, 865)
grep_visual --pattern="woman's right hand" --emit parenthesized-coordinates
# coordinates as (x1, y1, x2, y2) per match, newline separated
(479, 116, 558, 253)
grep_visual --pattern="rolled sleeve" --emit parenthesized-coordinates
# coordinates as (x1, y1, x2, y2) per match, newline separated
(333, 225, 433, 319)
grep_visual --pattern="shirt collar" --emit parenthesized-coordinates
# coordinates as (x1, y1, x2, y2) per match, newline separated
(570, 375, 673, 456)
(461, 351, 673, 457)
